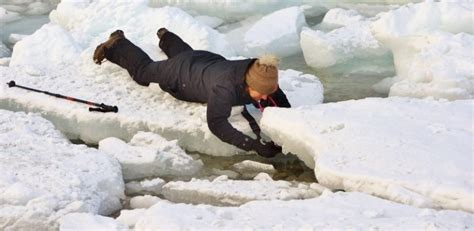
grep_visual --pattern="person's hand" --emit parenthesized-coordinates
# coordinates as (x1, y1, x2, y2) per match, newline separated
(252, 140, 282, 158)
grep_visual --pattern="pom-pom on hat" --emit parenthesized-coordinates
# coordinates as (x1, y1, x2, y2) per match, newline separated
(245, 54, 279, 95)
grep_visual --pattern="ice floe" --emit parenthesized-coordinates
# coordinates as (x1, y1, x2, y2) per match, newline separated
(261, 97, 474, 212)
(99, 132, 203, 180)
(132, 192, 474, 230)
(300, 8, 389, 69)
(161, 176, 324, 206)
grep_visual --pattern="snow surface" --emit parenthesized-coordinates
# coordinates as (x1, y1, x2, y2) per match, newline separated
(371, 0, 474, 100)
(133, 192, 473, 230)
(130, 195, 163, 209)
(261, 97, 474, 212)
(116, 209, 146, 229)
(99, 132, 203, 181)
(161, 175, 325, 206)
(0, 109, 124, 230)
(59, 213, 128, 231)
(48, 0, 235, 58)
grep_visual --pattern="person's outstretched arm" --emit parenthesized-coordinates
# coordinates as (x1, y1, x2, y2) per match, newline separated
(207, 83, 281, 157)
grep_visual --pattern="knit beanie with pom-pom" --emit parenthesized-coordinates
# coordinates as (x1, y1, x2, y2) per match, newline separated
(245, 54, 279, 94)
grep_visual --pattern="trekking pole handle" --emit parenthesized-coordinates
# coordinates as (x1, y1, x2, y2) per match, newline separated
(7, 81, 16, 88)
(89, 103, 118, 113)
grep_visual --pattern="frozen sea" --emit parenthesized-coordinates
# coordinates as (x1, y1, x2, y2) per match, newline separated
(0, 0, 473, 230)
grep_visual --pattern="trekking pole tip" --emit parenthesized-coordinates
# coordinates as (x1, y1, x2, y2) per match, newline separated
(7, 81, 16, 88)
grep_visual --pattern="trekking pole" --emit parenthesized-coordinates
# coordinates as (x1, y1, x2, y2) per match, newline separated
(7, 80, 118, 113)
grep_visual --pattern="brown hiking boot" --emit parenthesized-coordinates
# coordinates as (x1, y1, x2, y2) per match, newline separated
(93, 30, 125, 65)
(157, 27, 168, 40)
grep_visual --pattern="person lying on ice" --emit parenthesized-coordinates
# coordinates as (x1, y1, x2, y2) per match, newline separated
(93, 28, 291, 158)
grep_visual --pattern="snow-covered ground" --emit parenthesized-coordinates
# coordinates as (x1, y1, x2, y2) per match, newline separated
(1, 0, 473, 229)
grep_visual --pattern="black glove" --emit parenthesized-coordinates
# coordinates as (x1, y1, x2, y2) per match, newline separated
(252, 140, 282, 158)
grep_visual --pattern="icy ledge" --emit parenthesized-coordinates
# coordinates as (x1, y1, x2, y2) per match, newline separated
(123, 192, 472, 229)
(99, 132, 203, 181)
(161, 175, 326, 206)
(0, 110, 124, 230)
(0, 64, 322, 157)
(261, 97, 473, 212)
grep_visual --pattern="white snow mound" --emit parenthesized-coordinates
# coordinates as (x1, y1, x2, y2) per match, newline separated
(0, 110, 124, 230)
(301, 8, 388, 69)
(59, 213, 128, 231)
(371, 1, 474, 100)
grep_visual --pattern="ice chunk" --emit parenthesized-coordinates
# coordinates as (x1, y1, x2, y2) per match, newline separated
(241, 6, 307, 58)
(210, 169, 240, 179)
(125, 177, 166, 195)
(0, 7, 20, 24)
(59, 213, 128, 230)
(10, 24, 82, 69)
(319, 8, 366, 28)
(116, 209, 147, 229)
(99, 132, 203, 181)
(149, 0, 327, 21)
(253, 172, 273, 181)
(0, 57, 10, 66)
(134, 192, 473, 229)
(261, 97, 474, 212)
(371, 1, 474, 100)
(301, 8, 388, 69)
(0, 110, 124, 230)
(8, 33, 27, 44)
(231, 160, 276, 179)
(195, 15, 224, 28)
(161, 178, 322, 206)
(49, 1, 235, 58)
(130, 195, 163, 209)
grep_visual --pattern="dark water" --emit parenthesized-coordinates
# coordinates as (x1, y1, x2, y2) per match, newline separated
(280, 52, 395, 103)
(195, 152, 316, 182)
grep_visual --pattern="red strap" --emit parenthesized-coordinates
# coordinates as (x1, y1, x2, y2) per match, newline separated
(268, 96, 277, 107)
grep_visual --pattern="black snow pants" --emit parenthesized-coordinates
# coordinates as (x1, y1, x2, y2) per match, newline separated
(104, 31, 193, 88)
